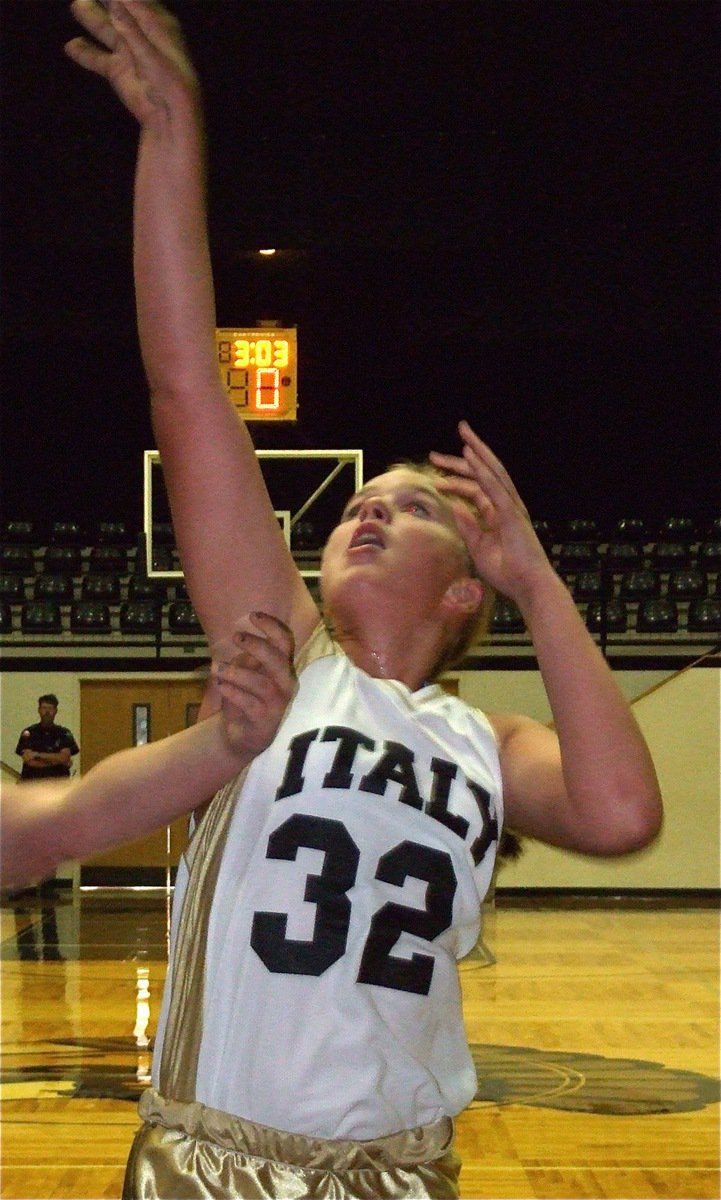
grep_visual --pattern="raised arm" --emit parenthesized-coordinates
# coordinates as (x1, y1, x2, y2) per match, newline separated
(2, 612, 296, 890)
(65, 0, 319, 658)
(430, 422, 662, 855)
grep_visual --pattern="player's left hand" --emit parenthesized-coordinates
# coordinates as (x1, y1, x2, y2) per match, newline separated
(211, 612, 296, 759)
(65, 0, 200, 128)
(430, 420, 554, 612)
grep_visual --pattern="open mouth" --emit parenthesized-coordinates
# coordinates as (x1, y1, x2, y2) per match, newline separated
(349, 522, 385, 551)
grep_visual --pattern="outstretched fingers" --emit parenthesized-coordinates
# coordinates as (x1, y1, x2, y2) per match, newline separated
(65, 0, 120, 73)
(108, 0, 190, 70)
(65, 0, 198, 122)
(457, 421, 526, 510)
(65, 1, 147, 95)
(68, 0, 117, 46)
(428, 422, 552, 601)
(430, 422, 528, 520)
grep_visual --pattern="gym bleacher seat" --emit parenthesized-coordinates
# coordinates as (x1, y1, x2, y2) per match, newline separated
(149, 546, 174, 572)
(636, 597, 679, 634)
(168, 600, 202, 634)
(50, 520, 84, 545)
(95, 520, 132, 546)
(0, 546, 35, 575)
(0, 573, 25, 603)
(128, 576, 167, 604)
(491, 597, 525, 635)
(120, 601, 161, 635)
(667, 569, 707, 602)
(152, 522, 175, 545)
(71, 601, 112, 634)
(687, 598, 721, 634)
(603, 542, 643, 571)
(34, 574, 74, 604)
(585, 600, 629, 635)
(21, 601, 62, 634)
(1, 520, 37, 544)
(619, 569, 660, 601)
(613, 517, 648, 542)
(88, 546, 129, 575)
(44, 545, 83, 576)
(659, 516, 697, 542)
(82, 574, 122, 604)
(565, 518, 601, 542)
(698, 541, 721, 571)
(557, 542, 598, 571)
(572, 570, 603, 600)
(649, 541, 691, 571)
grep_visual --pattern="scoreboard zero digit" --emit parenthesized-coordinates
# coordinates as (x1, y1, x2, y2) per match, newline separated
(216, 327, 297, 421)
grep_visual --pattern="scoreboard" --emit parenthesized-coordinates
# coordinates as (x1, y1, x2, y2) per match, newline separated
(215, 327, 297, 421)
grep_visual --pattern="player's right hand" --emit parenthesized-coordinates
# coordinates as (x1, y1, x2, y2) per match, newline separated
(212, 613, 297, 759)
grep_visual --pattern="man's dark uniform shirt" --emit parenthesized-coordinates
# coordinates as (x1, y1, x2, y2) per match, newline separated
(16, 723, 80, 779)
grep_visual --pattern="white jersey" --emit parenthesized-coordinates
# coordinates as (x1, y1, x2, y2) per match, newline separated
(153, 626, 503, 1140)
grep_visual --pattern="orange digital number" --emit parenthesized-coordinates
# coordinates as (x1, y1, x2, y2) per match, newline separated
(255, 340, 272, 367)
(273, 340, 289, 368)
(256, 367, 280, 410)
(233, 339, 250, 368)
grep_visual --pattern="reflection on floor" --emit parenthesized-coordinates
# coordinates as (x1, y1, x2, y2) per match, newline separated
(1, 889, 719, 1199)
(4, 887, 170, 963)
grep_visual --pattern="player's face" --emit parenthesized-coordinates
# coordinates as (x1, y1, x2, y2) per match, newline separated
(38, 702, 57, 726)
(320, 467, 472, 622)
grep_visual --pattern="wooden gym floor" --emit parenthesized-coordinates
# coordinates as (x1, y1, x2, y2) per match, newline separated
(1, 889, 718, 1200)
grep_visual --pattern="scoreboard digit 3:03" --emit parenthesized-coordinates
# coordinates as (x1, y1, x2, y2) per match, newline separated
(216, 328, 298, 421)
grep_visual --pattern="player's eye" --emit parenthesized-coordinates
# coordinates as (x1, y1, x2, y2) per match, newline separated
(402, 499, 431, 516)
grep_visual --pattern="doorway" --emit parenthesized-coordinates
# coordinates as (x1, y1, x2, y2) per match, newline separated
(79, 677, 206, 885)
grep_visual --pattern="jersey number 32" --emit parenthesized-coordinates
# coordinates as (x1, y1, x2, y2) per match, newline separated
(250, 813, 457, 996)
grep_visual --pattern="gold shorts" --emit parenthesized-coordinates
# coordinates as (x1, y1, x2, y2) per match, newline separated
(123, 1088, 461, 1199)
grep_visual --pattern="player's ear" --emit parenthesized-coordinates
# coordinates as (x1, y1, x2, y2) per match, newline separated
(441, 576, 485, 615)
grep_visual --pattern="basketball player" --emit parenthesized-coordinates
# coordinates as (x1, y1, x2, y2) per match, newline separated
(66, 3, 663, 1196)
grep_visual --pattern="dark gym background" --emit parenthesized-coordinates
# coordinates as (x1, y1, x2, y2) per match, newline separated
(2, 0, 719, 532)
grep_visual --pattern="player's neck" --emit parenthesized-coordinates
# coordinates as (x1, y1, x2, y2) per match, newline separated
(333, 621, 442, 691)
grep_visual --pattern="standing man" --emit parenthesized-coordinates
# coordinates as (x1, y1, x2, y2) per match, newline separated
(15, 695, 80, 782)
